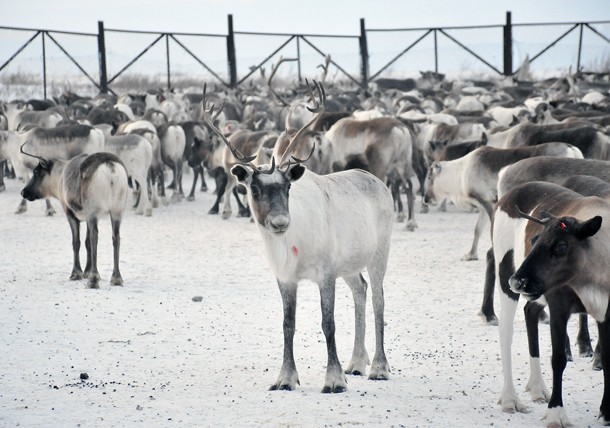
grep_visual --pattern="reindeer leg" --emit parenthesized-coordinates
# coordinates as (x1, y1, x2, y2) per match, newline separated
(462, 205, 488, 261)
(148, 170, 159, 208)
(177, 161, 185, 201)
(390, 178, 404, 222)
(44, 198, 56, 216)
(170, 163, 182, 203)
(199, 165, 208, 192)
(187, 167, 198, 201)
(208, 170, 227, 215)
(597, 320, 610, 423)
(67, 211, 84, 280)
(479, 247, 498, 325)
(235, 187, 251, 218)
(524, 301, 551, 403)
(593, 336, 603, 371)
(368, 259, 390, 381)
(577, 313, 594, 358)
(85, 217, 100, 289)
(319, 274, 347, 393)
(269, 280, 299, 391)
(15, 198, 27, 214)
(110, 216, 123, 286)
(343, 274, 369, 376)
(221, 173, 235, 219)
(0, 160, 5, 192)
(158, 168, 168, 205)
(497, 250, 529, 413)
(404, 178, 417, 231)
(542, 299, 572, 428)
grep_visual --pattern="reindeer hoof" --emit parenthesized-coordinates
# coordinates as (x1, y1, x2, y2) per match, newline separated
(276, 384, 293, 391)
(269, 383, 294, 391)
(405, 221, 418, 231)
(70, 271, 84, 280)
(479, 311, 498, 326)
(187, 195, 195, 202)
(322, 385, 347, 394)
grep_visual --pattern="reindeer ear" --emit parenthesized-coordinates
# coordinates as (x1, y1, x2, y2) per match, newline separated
(285, 163, 305, 182)
(39, 159, 52, 170)
(231, 164, 253, 183)
(574, 216, 602, 239)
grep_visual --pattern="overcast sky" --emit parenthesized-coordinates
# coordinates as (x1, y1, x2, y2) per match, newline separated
(4, 0, 609, 35)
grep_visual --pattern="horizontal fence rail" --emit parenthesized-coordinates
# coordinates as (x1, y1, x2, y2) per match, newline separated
(0, 12, 609, 99)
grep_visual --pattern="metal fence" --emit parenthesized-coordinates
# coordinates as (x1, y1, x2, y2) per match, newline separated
(1, 12, 609, 98)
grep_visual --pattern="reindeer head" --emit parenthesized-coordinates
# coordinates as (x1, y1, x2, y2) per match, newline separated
(509, 208, 603, 300)
(19, 143, 61, 201)
(202, 80, 325, 234)
(423, 162, 443, 206)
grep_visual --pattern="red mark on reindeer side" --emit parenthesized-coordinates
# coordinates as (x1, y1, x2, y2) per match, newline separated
(560, 222, 567, 231)
(291, 246, 299, 256)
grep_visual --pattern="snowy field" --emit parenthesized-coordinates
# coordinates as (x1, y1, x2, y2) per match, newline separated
(0, 170, 605, 427)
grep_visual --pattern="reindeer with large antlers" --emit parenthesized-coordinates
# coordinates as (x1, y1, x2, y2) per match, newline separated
(203, 80, 394, 393)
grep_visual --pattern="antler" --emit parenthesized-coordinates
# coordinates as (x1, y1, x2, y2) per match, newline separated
(267, 56, 297, 107)
(201, 84, 257, 166)
(317, 54, 331, 84)
(20, 142, 46, 162)
(278, 79, 326, 167)
(516, 206, 550, 225)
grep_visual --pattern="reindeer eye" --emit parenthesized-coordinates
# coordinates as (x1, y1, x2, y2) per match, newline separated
(250, 185, 260, 198)
(531, 235, 539, 246)
(552, 240, 568, 257)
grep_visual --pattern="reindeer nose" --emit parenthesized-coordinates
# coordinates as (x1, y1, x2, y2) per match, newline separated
(508, 275, 527, 293)
(269, 215, 290, 233)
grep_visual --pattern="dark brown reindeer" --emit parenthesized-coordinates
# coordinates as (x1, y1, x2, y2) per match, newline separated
(505, 187, 610, 427)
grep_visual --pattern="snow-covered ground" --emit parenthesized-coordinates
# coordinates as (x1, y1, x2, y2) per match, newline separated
(0, 171, 604, 427)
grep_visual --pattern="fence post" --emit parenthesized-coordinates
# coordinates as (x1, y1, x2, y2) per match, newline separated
(165, 33, 171, 89)
(503, 11, 513, 76)
(227, 14, 237, 88)
(296, 36, 302, 83)
(577, 23, 584, 72)
(359, 18, 369, 88)
(433, 29, 438, 73)
(97, 21, 108, 94)
(42, 31, 47, 99)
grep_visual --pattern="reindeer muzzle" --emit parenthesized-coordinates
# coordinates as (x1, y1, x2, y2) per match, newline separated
(508, 275, 542, 301)
(268, 215, 290, 234)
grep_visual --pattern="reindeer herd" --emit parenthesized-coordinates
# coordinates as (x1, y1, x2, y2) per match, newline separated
(1, 66, 610, 427)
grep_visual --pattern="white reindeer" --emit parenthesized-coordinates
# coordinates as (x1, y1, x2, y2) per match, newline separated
(204, 81, 393, 392)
